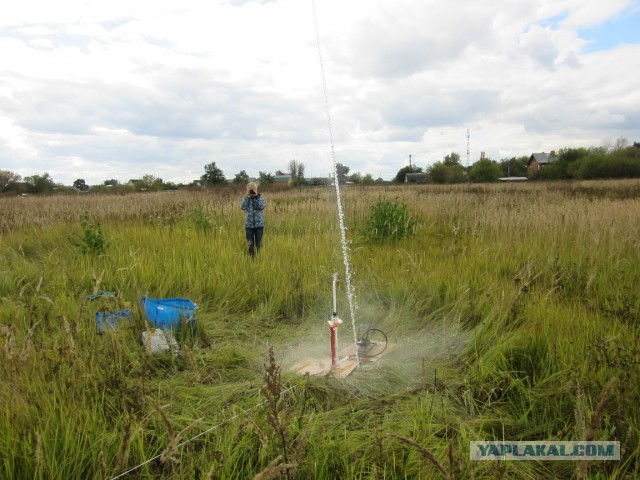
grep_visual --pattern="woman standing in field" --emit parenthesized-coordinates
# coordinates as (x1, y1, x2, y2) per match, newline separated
(240, 182, 267, 257)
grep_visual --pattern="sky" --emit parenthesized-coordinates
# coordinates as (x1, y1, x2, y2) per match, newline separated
(1, 0, 639, 185)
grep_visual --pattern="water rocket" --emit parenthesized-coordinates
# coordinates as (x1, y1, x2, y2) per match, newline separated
(328, 272, 343, 367)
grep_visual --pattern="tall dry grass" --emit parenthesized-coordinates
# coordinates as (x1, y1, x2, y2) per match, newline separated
(0, 180, 639, 478)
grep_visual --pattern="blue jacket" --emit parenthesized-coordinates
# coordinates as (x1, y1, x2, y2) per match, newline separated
(240, 195, 267, 228)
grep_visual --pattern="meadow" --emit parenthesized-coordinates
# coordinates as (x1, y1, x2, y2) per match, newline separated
(1, 181, 639, 479)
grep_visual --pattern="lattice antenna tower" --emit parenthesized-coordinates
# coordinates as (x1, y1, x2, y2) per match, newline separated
(466, 128, 470, 167)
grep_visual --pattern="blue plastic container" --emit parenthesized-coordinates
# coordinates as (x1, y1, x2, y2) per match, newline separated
(141, 297, 197, 330)
(96, 309, 132, 333)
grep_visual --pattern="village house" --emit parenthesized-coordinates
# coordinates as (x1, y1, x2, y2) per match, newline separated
(527, 151, 557, 176)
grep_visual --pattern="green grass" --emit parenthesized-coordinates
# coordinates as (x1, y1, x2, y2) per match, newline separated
(1, 182, 639, 479)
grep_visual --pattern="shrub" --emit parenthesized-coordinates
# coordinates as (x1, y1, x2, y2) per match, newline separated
(427, 162, 465, 184)
(361, 197, 416, 243)
(469, 158, 502, 183)
(577, 148, 640, 179)
(79, 211, 110, 255)
(192, 204, 213, 233)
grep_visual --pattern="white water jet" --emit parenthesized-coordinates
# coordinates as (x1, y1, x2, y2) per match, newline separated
(312, 0, 360, 367)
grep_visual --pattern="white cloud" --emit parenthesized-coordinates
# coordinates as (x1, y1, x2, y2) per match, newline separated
(229, 0, 280, 6)
(519, 25, 561, 69)
(0, 0, 638, 185)
(560, 0, 631, 27)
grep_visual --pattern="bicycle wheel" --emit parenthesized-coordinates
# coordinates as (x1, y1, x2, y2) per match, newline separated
(361, 328, 387, 357)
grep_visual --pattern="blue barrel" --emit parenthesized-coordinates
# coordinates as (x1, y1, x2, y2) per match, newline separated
(141, 297, 197, 330)
(96, 309, 132, 333)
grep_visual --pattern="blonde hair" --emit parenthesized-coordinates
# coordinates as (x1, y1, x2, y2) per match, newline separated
(247, 182, 258, 194)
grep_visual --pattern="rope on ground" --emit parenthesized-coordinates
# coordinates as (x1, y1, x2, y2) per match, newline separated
(110, 383, 299, 480)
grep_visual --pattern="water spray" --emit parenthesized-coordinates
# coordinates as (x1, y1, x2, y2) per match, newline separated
(291, 271, 390, 377)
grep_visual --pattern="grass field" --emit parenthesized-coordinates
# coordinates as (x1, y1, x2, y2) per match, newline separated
(1, 181, 639, 479)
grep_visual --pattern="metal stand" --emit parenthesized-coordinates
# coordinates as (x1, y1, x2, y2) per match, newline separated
(328, 273, 343, 367)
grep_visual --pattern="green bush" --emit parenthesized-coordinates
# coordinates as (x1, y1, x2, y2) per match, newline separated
(578, 150, 640, 179)
(192, 204, 213, 233)
(469, 158, 502, 183)
(79, 211, 110, 255)
(361, 197, 416, 243)
(427, 161, 465, 184)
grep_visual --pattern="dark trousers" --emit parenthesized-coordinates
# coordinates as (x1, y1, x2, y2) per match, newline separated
(245, 227, 264, 256)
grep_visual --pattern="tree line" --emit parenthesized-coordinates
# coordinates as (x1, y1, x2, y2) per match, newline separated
(200, 159, 385, 187)
(3, 139, 639, 194)
(396, 139, 640, 184)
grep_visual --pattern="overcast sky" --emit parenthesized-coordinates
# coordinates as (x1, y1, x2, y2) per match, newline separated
(1, 0, 639, 185)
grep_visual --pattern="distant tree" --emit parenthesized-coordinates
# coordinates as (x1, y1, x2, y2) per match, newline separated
(201, 162, 226, 185)
(574, 151, 604, 180)
(427, 162, 465, 184)
(334, 163, 350, 184)
(233, 170, 250, 184)
(361, 173, 375, 185)
(73, 179, 89, 191)
(534, 162, 563, 180)
(558, 147, 589, 164)
(258, 171, 275, 184)
(605, 136, 630, 152)
(275, 170, 286, 176)
(554, 147, 589, 179)
(288, 159, 306, 186)
(393, 165, 422, 183)
(308, 177, 330, 186)
(139, 174, 164, 191)
(347, 172, 362, 184)
(4, 182, 28, 194)
(427, 162, 447, 183)
(24, 173, 55, 193)
(500, 156, 529, 177)
(576, 147, 640, 180)
(0, 170, 21, 191)
(425, 152, 466, 184)
(103, 179, 119, 186)
(469, 158, 503, 183)
(443, 152, 462, 166)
